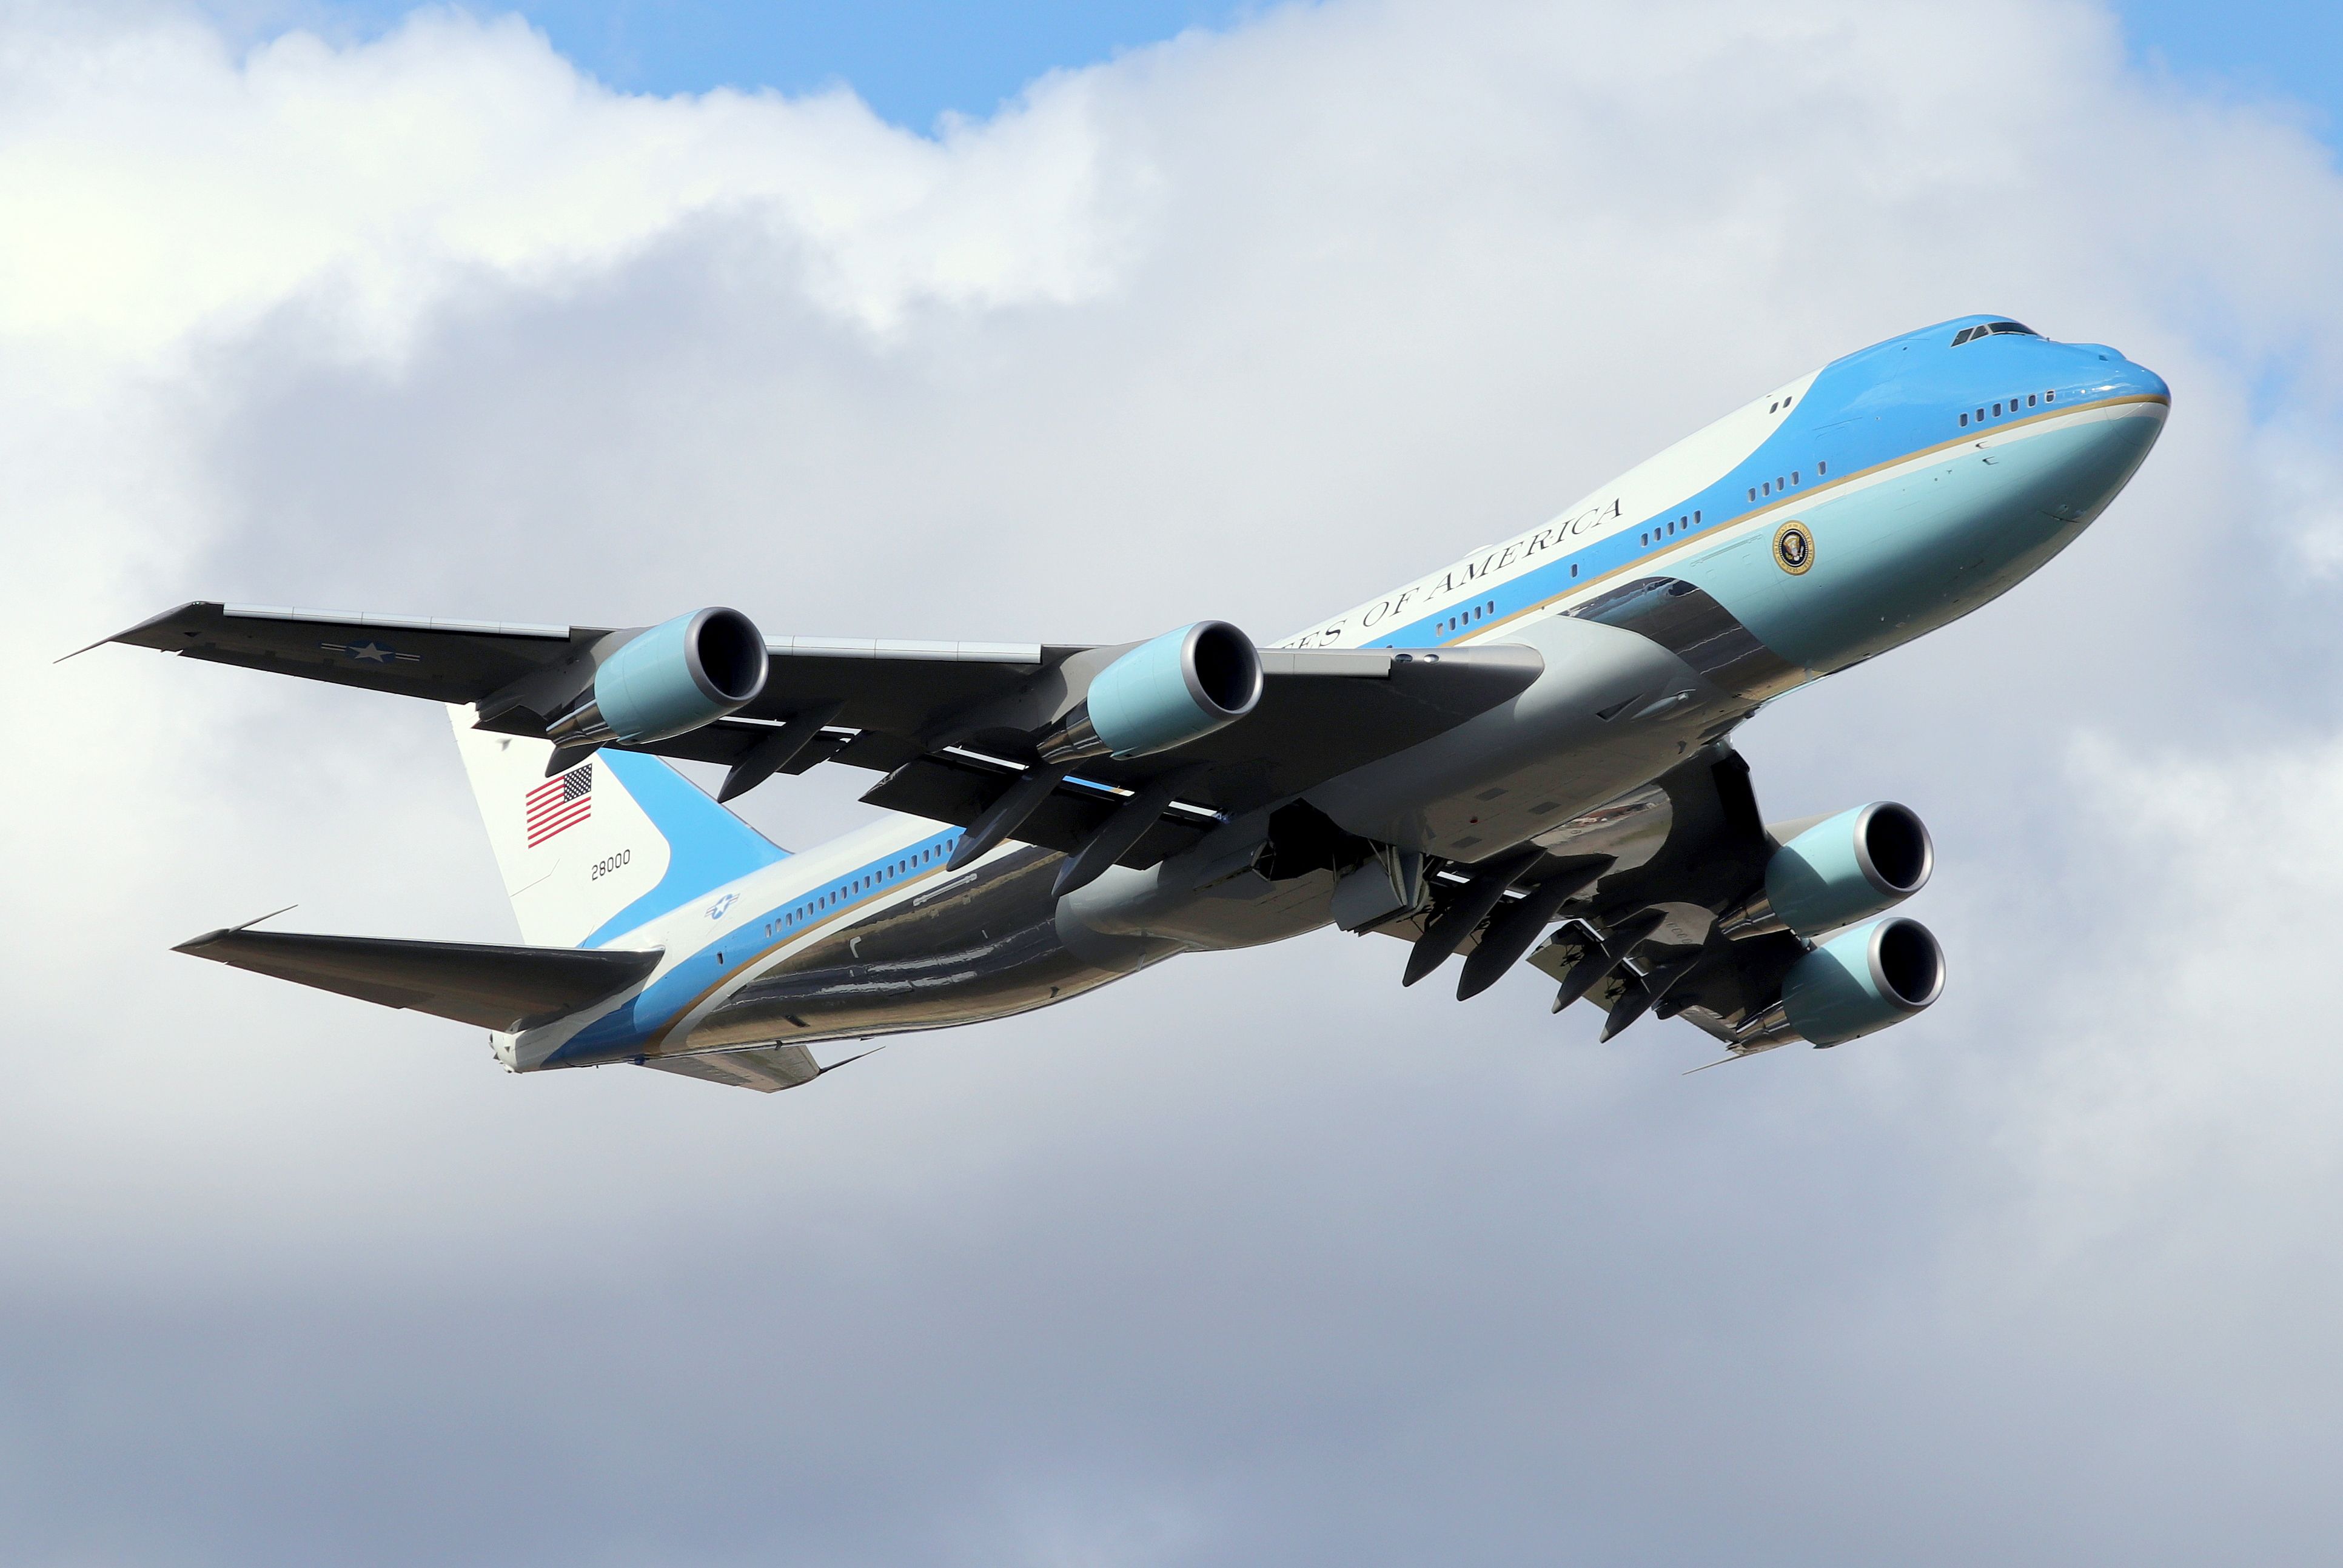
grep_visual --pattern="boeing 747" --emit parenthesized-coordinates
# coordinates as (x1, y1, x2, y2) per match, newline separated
(101, 316, 2167, 1090)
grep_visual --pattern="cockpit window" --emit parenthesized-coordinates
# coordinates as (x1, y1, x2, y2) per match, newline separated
(1953, 320, 2038, 346)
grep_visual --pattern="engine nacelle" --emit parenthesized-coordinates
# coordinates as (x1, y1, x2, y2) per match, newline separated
(549, 607, 769, 746)
(1778, 916, 1946, 1046)
(1721, 802, 1932, 939)
(1040, 621, 1263, 762)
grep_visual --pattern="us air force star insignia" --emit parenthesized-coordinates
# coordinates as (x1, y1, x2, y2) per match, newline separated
(320, 638, 418, 663)
(1772, 521, 1815, 575)
(706, 893, 738, 919)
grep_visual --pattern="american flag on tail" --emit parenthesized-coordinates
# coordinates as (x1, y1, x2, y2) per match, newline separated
(525, 763, 593, 846)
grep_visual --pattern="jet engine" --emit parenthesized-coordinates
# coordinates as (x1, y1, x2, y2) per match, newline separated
(548, 607, 769, 746)
(1039, 621, 1264, 762)
(1774, 916, 1946, 1046)
(1719, 802, 1932, 939)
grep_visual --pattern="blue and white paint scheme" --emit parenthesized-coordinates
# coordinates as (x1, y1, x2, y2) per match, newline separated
(114, 315, 2168, 1088)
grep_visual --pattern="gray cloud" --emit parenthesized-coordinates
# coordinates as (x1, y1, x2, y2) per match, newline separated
(8, 1, 2343, 1563)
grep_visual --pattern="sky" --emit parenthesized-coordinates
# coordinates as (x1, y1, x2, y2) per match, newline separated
(198, 0, 2343, 140)
(9, 1, 2343, 1564)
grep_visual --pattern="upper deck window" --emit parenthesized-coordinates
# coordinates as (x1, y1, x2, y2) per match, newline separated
(1952, 321, 2039, 346)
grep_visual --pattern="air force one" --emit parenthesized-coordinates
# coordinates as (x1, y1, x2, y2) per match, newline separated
(104, 315, 2167, 1091)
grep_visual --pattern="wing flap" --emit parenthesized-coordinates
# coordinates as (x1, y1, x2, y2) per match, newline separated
(857, 753, 1209, 866)
(172, 928, 661, 1033)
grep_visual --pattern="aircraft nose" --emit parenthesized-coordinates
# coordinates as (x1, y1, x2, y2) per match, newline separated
(2029, 344, 2167, 520)
(2062, 343, 2170, 407)
(2109, 355, 2169, 405)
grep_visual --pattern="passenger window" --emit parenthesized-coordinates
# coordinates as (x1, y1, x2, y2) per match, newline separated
(1762, 481, 1771, 496)
(1816, 463, 1825, 477)
(1748, 487, 1756, 501)
(1960, 412, 1968, 426)
(2044, 389, 2055, 401)
(1792, 471, 1800, 484)
(2027, 394, 2037, 407)
(1694, 510, 1701, 523)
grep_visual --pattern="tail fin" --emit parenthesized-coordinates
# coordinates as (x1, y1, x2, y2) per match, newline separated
(448, 706, 788, 948)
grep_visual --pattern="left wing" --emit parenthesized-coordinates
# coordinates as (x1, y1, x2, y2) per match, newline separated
(1372, 745, 1942, 1059)
(1371, 746, 1815, 1043)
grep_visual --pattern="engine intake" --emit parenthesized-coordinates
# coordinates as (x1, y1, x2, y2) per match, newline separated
(548, 607, 769, 747)
(1720, 801, 1932, 939)
(1039, 621, 1264, 762)
(1776, 916, 1945, 1047)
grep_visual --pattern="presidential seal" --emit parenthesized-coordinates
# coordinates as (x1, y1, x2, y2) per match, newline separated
(1773, 521, 1815, 575)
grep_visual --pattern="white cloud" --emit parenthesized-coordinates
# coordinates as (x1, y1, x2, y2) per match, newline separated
(8, 0, 2343, 1560)
(0, 4, 1130, 374)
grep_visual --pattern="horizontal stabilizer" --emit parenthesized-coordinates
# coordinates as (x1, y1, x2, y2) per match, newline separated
(173, 928, 660, 1033)
(642, 1044, 823, 1093)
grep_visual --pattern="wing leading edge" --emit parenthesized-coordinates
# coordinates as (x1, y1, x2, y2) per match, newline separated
(106, 601, 1544, 875)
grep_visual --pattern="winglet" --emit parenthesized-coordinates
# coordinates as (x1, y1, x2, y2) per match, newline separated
(1682, 1051, 1757, 1075)
(816, 1043, 885, 1077)
(67, 601, 213, 662)
(174, 904, 300, 953)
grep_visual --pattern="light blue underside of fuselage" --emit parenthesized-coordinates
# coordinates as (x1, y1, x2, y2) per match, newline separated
(558, 317, 2168, 1061)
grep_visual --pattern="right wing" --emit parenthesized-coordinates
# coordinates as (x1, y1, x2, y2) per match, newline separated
(105, 601, 1543, 871)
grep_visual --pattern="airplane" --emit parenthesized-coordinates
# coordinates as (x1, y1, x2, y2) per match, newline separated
(97, 314, 2168, 1091)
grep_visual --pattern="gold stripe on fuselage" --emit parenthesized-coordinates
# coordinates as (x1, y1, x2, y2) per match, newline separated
(1437, 391, 2170, 647)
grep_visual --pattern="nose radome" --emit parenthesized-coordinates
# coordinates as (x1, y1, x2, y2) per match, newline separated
(2064, 343, 2170, 406)
(2060, 350, 2169, 506)
(2120, 358, 2171, 404)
